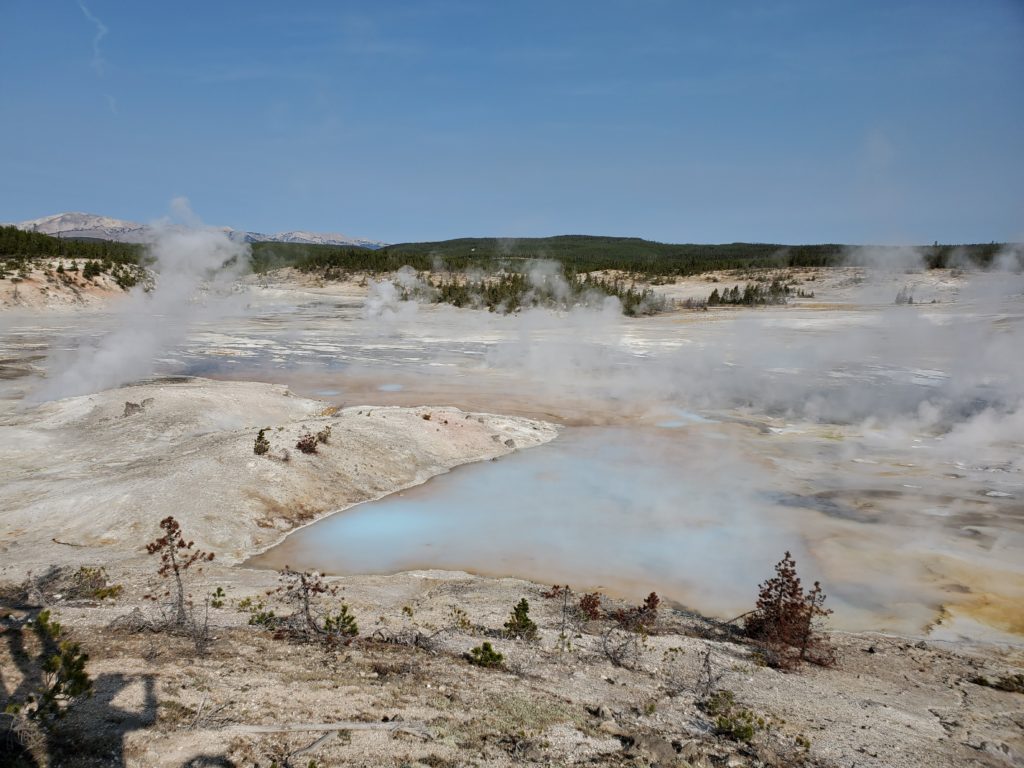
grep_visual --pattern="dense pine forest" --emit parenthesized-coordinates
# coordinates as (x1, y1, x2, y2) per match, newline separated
(0, 226, 143, 263)
(0, 226, 147, 289)
(2, 226, 1014, 279)
(275, 237, 1011, 278)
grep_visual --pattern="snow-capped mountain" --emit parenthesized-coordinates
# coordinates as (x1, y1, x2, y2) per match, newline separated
(5, 213, 386, 249)
(259, 230, 381, 247)
(11, 212, 155, 243)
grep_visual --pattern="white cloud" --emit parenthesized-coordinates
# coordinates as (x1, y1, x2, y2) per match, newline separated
(78, 1, 109, 76)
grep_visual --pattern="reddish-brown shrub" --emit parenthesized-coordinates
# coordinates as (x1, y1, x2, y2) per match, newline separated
(578, 592, 603, 621)
(144, 516, 214, 627)
(295, 433, 318, 454)
(744, 551, 834, 669)
(541, 584, 570, 600)
(611, 592, 660, 632)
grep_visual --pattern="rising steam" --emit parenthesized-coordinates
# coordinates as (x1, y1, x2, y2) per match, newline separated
(31, 199, 250, 402)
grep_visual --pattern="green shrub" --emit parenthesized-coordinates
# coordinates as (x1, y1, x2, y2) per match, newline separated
(254, 428, 270, 455)
(239, 596, 277, 627)
(93, 583, 123, 600)
(504, 598, 538, 640)
(324, 604, 358, 638)
(702, 690, 766, 743)
(71, 566, 123, 600)
(467, 642, 504, 668)
(248, 603, 278, 629)
(7, 610, 94, 725)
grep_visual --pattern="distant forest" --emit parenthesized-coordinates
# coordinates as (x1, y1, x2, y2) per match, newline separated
(1, 226, 1014, 278)
(265, 236, 1012, 277)
(0, 226, 142, 264)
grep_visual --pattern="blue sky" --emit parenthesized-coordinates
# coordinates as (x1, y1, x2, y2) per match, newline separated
(1, 1, 1022, 244)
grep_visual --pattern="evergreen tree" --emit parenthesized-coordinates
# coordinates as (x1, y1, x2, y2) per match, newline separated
(504, 597, 538, 640)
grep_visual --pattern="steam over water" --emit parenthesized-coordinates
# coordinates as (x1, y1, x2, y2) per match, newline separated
(247, 424, 956, 633)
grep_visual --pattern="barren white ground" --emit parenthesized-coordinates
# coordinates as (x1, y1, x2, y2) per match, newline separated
(0, 265, 1022, 767)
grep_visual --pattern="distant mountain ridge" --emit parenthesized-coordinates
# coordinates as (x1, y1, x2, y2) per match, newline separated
(5, 212, 386, 249)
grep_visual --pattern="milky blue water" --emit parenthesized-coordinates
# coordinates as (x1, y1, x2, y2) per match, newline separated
(249, 424, 813, 619)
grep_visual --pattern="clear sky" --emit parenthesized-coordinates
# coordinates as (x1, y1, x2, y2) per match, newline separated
(1, 1, 1022, 244)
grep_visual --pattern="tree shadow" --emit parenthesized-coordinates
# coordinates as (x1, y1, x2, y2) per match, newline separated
(1, 604, 160, 767)
(181, 756, 237, 767)
(52, 671, 159, 765)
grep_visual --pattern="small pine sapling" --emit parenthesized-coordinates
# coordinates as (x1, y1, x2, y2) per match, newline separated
(12, 610, 94, 725)
(254, 428, 270, 455)
(744, 551, 834, 669)
(504, 598, 538, 640)
(274, 567, 358, 644)
(70, 566, 122, 600)
(323, 604, 358, 639)
(701, 690, 767, 743)
(239, 597, 277, 628)
(467, 641, 504, 668)
(695, 646, 724, 702)
(144, 516, 214, 628)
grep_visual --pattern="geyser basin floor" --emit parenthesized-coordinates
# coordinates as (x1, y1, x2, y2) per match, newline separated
(4, 267, 1023, 643)
(247, 423, 1024, 641)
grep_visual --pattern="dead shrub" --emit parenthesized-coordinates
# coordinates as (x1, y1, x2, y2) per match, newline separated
(612, 592, 660, 632)
(8, 566, 123, 605)
(141, 517, 216, 654)
(295, 433, 318, 454)
(743, 551, 835, 670)
(601, 626, 642, 669)
(541, 584, 604, 623)
(578, 592, 603, 620)
(271, 567, 358, 645)
(144, 516, 214, 629)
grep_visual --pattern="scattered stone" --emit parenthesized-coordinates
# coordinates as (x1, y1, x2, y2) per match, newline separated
(624, 733, 681, 766)
(122, 398, 154, 417)
(598, 720, 627, 737)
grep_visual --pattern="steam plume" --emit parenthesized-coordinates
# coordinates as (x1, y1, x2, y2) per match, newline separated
(31, 199, 250, 402)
